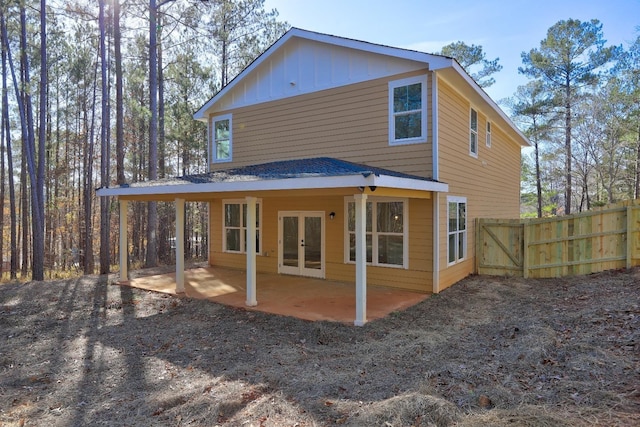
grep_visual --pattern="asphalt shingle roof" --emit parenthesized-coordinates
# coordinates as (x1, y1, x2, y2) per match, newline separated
(122, 157, 440, 189)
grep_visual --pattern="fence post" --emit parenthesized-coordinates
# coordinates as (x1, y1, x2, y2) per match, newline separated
(627, 205, 633, 270)
(475, 218, 481, 274)
(523, 220, 529, 279)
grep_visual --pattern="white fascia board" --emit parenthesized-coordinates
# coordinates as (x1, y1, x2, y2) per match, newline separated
(446, 61, 530, 146)
(96, 172, 448, 198)
(371, 175, 448, 193)
(193, 28, 455, 121)
(300, 29, 453, 69)
(97, 174, 377, 197)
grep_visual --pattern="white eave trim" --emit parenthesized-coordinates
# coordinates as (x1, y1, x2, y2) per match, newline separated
(372, 175, 448, 192)
(447, 61, 529, 146)
(96, 173, 448, 197)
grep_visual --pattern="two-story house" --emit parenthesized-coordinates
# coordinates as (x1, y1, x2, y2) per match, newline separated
(98, 28, 529, 325)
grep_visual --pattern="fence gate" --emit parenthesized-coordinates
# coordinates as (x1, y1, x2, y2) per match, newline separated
(475, 219, 524, 276)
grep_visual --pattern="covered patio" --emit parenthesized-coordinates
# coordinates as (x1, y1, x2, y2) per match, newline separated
(120, 266, 429, 323)
(98, 157, 447, 326)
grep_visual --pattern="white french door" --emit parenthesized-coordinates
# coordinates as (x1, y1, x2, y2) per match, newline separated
(278, 211, 324, 278)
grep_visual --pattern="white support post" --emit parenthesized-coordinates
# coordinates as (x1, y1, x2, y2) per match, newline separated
(354, 193, 368, 326)
(119, 200, 129, 282)
(245, 196, 257, 306)
(175, 198, 185, 293)
(432, 193, 440, 293)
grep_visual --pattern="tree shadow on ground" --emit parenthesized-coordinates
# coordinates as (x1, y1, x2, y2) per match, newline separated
(1, 269, 638, 426)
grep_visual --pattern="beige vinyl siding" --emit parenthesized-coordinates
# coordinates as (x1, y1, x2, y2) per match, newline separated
(436, 78, 522, 291)
(208, 71, 434, 179)
(208, 191, 433, 293)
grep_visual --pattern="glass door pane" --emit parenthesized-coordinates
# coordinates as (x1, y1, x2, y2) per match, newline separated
(304, 216, 322, 270)
(283, 216, 299, 267)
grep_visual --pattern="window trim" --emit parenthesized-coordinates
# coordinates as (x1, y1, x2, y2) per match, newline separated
(469, 108, 478, 158)
(388, 75, 428, 145)
(447, 196, 467, 266)
(343, 196, 409, 269)
(486, 121, 492, 148)
(212, 113, 233, 163)
(222, 199, 262, 254)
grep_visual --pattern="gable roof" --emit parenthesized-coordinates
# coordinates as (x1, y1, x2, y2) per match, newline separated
(96, 157, 448, 198)
(193, 28, 528, 147)
(194, 28, 453, 121)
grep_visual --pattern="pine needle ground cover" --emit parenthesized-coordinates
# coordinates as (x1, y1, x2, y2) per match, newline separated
(0, 267, 638, 426)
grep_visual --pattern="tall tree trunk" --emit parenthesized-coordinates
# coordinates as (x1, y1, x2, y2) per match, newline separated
(636, 123, 640, 199)
(114, 0, 125, 186)
(158, 13, 165, 180)
(99, 0, 110, 274)
(82, 100, 91, 273)
(37, 0, 46, 278)
(532, 117, 543, 218)
(221, 22, 228, 87)
(1, 32, 17, 278)
(84, 59, 99, 275)
(0, 11, 4, 278)
(45, 61, 52, 274)
(53, 58, 61, 271)
(20, 144, 28, 277)
(564, 80, 572, 215)
(158, 16, 170, 263)
(6, 5, 32, 277)
(16, 1, 45, 280)
(146, 0, 158, 268)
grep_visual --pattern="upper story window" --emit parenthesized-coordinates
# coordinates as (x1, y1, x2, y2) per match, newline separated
(345, 197, 408, 268)
(389, 76, 427, 145)
(212, 114, 232, 163)
(486, 121, 492, 148)
(469, 108, 478, 157)
(447, 197, 467, 264)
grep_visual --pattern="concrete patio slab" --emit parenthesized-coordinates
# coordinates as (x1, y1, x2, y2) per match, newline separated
(121, 267, 429, 324)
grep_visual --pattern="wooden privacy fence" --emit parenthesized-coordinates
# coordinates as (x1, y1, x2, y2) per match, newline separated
(476, 200, 640, 278)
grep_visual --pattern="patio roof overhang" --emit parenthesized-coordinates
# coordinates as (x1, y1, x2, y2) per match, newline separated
(96, 157, 449, 200)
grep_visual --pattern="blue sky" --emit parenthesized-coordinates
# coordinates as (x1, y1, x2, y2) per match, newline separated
(263, 0, 640, 104)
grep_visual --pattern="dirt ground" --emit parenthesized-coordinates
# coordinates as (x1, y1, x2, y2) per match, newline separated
(0, 267, 638, 427)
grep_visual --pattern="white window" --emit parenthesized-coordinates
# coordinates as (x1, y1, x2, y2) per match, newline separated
(447, 197, 467, 264)
(486, 121, 492, 148)
(469, 108, 478, 157)
(222, 200, 261, 253)
(212, 114, 232, 163)
(345, 198, 408, 268)
(389, 76, 427, 145)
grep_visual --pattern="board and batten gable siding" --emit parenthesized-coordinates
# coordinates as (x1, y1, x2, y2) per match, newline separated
(207, 70, 434, 179)
(208, 193, 434, 293)
(211, 36, 429, 113)
(436, 77, 522, 290)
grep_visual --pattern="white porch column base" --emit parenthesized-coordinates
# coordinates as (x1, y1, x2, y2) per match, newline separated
(245, 196, 258, 306)
(119, 200, 129, 282)
(354, 193, 368, 326)
(175, 198, 185, 293)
